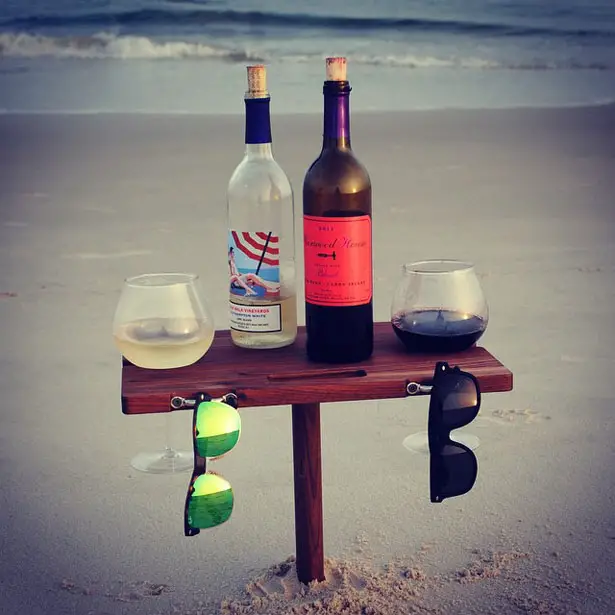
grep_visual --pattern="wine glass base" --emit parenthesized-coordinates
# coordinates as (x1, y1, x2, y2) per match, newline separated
(402, 430, 480, 455)
(130, 449, 194, 474)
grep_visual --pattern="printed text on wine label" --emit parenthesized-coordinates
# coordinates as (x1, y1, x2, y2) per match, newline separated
(229, 301, 282, 333)
(303, 215, 372, 306)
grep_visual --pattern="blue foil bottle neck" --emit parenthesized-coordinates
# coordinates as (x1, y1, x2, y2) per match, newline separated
(245, 97, 272, 145)
(323, 81, 351, 149)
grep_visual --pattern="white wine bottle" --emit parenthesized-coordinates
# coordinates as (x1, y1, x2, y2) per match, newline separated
(226, 65, 297, 349)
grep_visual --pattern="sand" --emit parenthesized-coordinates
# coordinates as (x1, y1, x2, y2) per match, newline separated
(1, 105, 614, 615)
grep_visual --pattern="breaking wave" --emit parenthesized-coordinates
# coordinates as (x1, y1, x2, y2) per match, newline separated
(0, 32, 611, 70)
(0, 31, 264, 62)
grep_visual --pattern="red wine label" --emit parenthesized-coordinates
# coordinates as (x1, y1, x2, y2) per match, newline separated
(303, 214, 372, 306)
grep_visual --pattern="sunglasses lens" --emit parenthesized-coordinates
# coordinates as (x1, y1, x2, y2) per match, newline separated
(431, 442, 478, 503)
(195, 400, 241, 459)
(441, 375, 479, 428)
(187, 473, 234, 529)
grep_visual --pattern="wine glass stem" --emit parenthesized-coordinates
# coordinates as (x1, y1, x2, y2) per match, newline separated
(163, 414, 177, 456)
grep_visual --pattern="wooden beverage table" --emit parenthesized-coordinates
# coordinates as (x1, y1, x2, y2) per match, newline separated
(121, 321, 513, 584)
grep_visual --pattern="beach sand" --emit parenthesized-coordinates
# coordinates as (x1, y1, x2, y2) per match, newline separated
(1, 105, 614, 614)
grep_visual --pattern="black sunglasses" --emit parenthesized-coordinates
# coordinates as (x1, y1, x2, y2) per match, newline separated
(180, 392, 241, 537)
(407, 361, 480, 503)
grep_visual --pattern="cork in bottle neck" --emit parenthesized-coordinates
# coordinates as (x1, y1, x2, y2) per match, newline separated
(246, 64, 269, 99)
(325, 57, 347, 82)
(322, 57, 351, 148)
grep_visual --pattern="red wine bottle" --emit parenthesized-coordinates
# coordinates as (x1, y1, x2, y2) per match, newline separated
(302, 57, 373, 363)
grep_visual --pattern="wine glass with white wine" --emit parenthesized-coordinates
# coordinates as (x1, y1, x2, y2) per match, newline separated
(113, 273, 215, 473)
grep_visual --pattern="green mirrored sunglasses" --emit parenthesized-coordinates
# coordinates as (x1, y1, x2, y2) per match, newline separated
(183, 393, 241, 536)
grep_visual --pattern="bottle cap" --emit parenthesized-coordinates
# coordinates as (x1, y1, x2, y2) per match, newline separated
(246, 64, 268, 98)
(325, 57, 347, 81)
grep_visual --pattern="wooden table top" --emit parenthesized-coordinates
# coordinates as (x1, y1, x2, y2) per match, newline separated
(121, 322, 513, 414)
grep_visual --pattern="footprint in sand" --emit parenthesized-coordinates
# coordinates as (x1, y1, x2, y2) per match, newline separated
(484, 408, 550, 425)
(58, 579, 171, 602)
(248, 577, 284, 599)
(560, 354, 588, 364)
(245, 556, 369, 603)
(58, 579, 98, 596)
(62, 249, 153, 260)
(109, 581, 172, 602)
(246, 559, 296, 599)
(574, 266, 605, 273)
(326, 564, 367, 591)
(82, 206, 116, 214)
(18, 192, 49, 199)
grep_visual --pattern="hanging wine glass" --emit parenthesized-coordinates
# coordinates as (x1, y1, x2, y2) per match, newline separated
(392, 260, 488, 452)
(113, 272, 215, 473)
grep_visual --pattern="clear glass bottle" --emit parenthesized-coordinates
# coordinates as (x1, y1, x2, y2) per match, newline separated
(226, 65, 297, 349)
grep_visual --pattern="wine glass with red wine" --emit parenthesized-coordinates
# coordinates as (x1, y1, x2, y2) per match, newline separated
(391, 260, 488, 452)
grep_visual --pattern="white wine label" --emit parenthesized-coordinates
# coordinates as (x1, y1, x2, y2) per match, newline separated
(229, 301, 282, 333)
(228, 230, 280, 299)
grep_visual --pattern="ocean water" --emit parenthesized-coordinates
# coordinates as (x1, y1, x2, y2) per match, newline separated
(0, 0, 614, 113)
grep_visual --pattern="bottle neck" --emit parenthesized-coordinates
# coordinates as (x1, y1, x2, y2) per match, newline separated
(322, 80, 351, 150)
(245, 97, 273, 158)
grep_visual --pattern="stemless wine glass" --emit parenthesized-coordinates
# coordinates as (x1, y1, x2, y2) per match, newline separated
(391, 260, 488, 354)
(113, 273, 215, 473)
(391, 260, 488, 452)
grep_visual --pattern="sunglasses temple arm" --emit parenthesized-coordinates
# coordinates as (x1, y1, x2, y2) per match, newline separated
(184, 484, 201, 537)
(184, 403, 207, 537)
